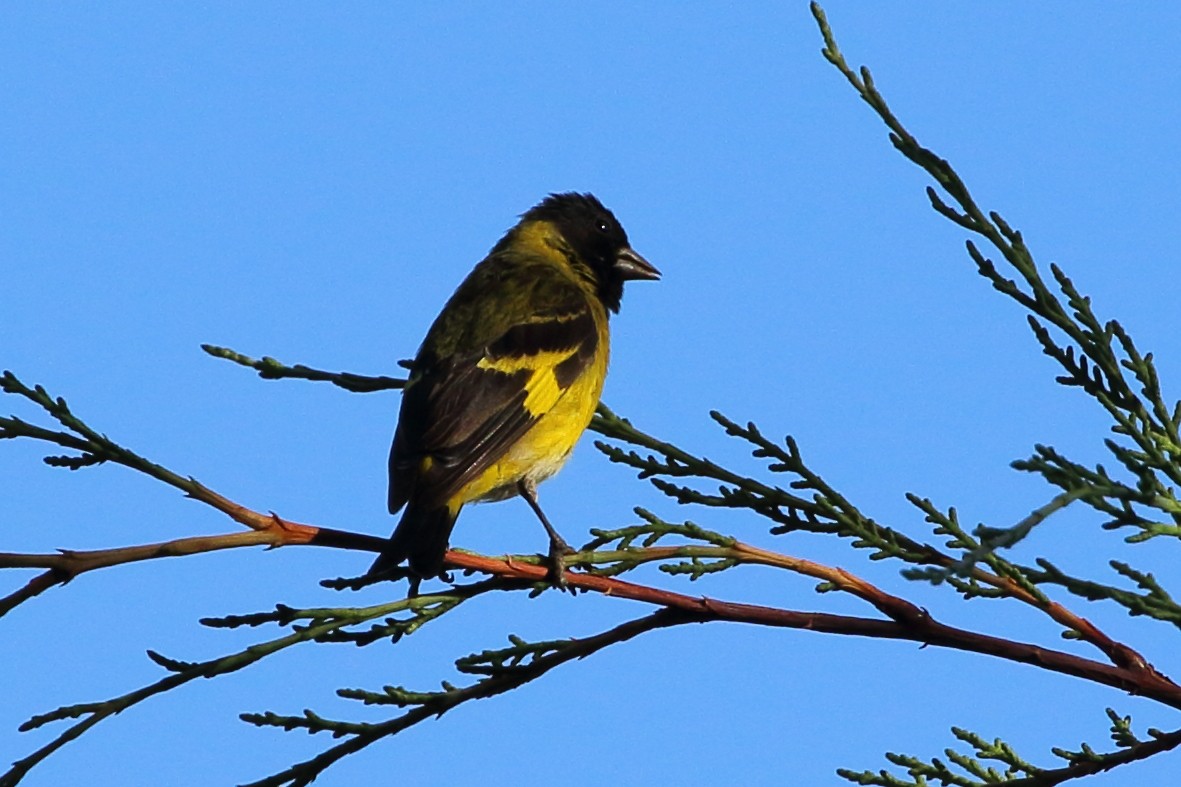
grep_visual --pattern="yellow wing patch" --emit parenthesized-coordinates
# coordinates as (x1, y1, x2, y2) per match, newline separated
(477, 351, 570, 416)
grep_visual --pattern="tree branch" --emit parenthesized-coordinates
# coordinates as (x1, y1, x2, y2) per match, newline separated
(239, 607, 699, 787)
(1011, 727, 1181, 786)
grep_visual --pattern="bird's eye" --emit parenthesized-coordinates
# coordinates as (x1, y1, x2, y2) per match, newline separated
(596, 220, 609, 234)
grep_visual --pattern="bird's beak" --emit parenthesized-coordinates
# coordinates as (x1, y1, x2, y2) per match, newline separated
(614, 247, 661, 281)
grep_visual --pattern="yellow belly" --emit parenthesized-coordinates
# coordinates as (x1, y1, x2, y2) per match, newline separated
(456, 343, 607, 506)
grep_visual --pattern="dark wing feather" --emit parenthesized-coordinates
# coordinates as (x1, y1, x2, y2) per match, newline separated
(388, 357, 534, 512)
(388, 267, 599, 513)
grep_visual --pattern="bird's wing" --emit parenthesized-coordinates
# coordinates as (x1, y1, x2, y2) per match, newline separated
(388, 272, 600, 513)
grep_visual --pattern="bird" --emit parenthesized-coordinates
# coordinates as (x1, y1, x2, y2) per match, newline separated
(367, 192, 659, 584)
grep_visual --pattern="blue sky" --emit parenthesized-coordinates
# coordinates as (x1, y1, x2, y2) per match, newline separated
(3, 3, 1181, 785)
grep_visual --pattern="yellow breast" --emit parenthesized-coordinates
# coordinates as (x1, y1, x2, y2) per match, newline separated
(457, 311, 609, 506)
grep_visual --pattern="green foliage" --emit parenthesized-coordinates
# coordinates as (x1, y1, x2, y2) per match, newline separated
(838, 725, 1045, 786)
(200, 344, 407, 393)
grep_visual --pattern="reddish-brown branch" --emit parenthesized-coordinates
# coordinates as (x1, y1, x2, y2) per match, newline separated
(0, 572, 59, 617)
(0, 530, 292, 617)
(970, 563, 1152, 675)
(733, 542, 928, 624)
(184, 486, 321, 537)
(727, 542, 1165, 687)
(5, 495, 1178, 716)
(442, 550, 1181, 711)
(6, 379, 1153, 690)
(0, 515, 384, 617)
(1005, 726, 1181, 786)
(2, 531, 286, 573)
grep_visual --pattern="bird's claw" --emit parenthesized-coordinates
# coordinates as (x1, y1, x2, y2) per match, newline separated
(544, 540, 577, 592)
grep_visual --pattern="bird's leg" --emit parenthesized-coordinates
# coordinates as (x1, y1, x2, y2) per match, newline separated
(517, 479, 575, 588)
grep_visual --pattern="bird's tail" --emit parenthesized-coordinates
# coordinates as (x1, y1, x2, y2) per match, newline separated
(367, 502, 458, 579)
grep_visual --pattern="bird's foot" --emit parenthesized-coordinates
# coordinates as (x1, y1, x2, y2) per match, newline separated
(544, 538, 577, 591)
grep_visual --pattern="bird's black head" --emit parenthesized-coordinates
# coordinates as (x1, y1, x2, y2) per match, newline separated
(523, 192, 660, 312)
